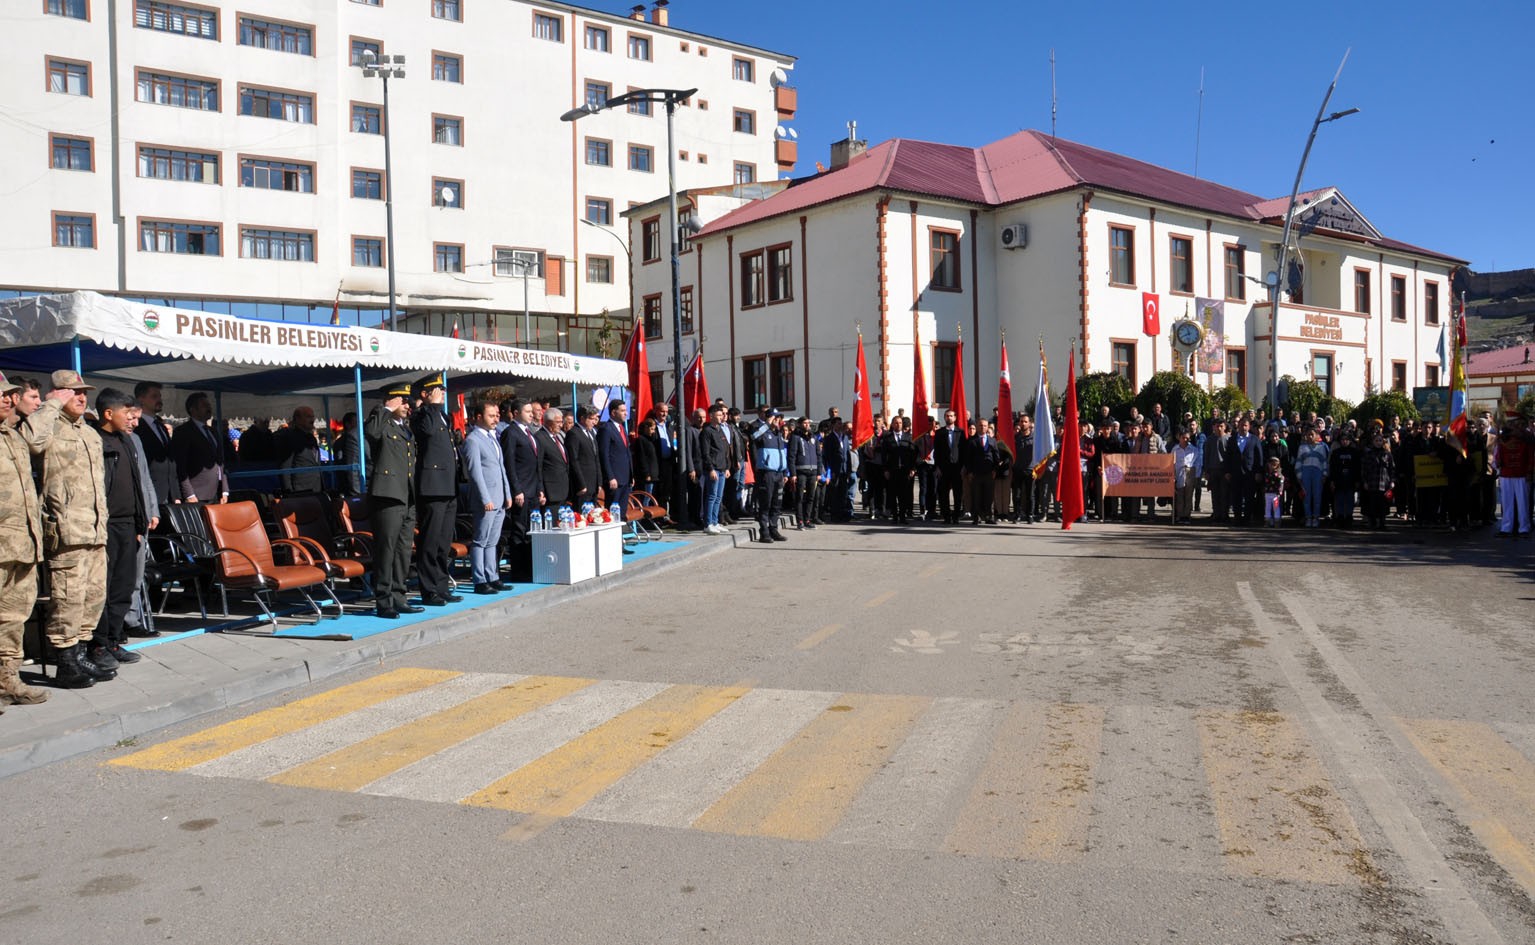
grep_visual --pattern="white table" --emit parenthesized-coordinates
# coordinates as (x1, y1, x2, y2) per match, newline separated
(591, 522, 625, 576)
(531, 526, 598, 585)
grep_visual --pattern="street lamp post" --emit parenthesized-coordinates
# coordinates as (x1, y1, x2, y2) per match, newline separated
(360, 52, 406, 333)
(1267, 50, 1359, 411)
(564, 87, 698, 519)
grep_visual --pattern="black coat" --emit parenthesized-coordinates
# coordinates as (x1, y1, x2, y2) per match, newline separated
(568, 426, 602, 501)
(699, 423, 730, 472)
(500, 421, 542, 499)
(411, 405, 458, 498)
(134, 414, 178, 506)
(631, 434, 661, 482)
(365, 407, 415, 503)
(963, 433, 1001, 476)
(935, 426, 966, 471)
(535, 427, 571, 505)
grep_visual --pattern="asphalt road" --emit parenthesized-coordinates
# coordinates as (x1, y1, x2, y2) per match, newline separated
(3, 521, 1533, 945)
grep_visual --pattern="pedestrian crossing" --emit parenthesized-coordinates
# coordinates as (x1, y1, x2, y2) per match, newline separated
(109, 668, 1535, 890)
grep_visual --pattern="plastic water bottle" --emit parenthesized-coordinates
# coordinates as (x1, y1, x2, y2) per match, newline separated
(529, 511, 540, 534)
(609, 503, 622, 524)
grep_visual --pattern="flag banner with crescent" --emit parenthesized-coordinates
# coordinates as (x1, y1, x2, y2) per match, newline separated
(852, 332, 874, 448)
(621, 325, 652, 427)
(683, 349, 710, 415)
(1142, 292, 1160, 337)
(1057, 348, 1084, 529)
(911, 326, 932, 440)
(995, 338, 1016, 456)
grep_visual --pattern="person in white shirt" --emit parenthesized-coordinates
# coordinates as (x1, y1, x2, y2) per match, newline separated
(1171, 428, 1203, 524)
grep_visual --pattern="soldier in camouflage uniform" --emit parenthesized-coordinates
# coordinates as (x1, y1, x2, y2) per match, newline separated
(0, 372, 52, 706)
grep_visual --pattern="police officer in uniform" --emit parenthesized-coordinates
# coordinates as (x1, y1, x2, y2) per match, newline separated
(0, 372, 52, 705)
(367, 384, 422, 619)
(751, 409, 789, 542)
(411, 375, 461, 606)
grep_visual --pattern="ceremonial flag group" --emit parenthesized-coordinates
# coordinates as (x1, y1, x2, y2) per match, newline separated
(1031, 345, 1055, 477)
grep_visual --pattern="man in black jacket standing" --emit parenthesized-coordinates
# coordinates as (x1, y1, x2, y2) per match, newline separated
(881, 415, 917, 524)
(934, 409, 965, 524)
(91, 388, 151, 669)
(964, 417, 1000, 525)
(133, 381, 177, 510)
(499, 399, 541, 581)
(367, 384, 421, 619)
(536, 407, 571, 511)
(567, 406, 603, 507)
(412, 375, 460, 606)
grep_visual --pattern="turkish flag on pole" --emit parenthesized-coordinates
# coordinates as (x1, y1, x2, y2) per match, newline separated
(329, 283, 343, 326)
(911, 327, 932, 440)
(622, 326, 653, 426)
(1142, 292, 1161, 337)
(851, 332, 874, 448)
(452, 392, 467, 434)
(995, 338, 1016, 456)
(949, 338, 968, 430)
(450, 319, 460, 339)
(682, 350, 710, 415)
(1057, 348, 1084, 529)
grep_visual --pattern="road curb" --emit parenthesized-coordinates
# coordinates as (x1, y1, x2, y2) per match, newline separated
(0, 536, 733, 781)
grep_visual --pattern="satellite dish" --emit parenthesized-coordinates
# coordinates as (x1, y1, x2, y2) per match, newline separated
(438, 186, 456, 205)
(788, 127, 797, 139)
(774, 125, 788, 139)
(769, 68, 788, 88)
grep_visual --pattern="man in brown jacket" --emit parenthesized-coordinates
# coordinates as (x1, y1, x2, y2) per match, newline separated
(38, 370, 114, 686)
(0, 372, 52, 705)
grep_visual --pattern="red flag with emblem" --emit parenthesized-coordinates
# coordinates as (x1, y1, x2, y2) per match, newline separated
(995, 338, 1016, 456)
(682, 350, 710, 415)
(911, 326, 932, 440)
(622, 326, 653, 427)
(852, 332, 874, 448)
(949, 337, 968, 430)
(1142, 292, 1160, 337)
(1057, 348, 1084, 529)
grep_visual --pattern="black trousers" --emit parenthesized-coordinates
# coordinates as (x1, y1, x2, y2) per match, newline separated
(1014, 472, 1035, 521)
(371, 496, 416, 608)
(970, 472, 996, 522)
(94, 520, 140, 646)
(795, 471, 818, 524)
(887, 469, 913, 521)
(863, 464, 885, 516)
(916, 465, 936, 516)
(415, 495, 456, 598)
(937, 468, 964, 522)
(502, 500, 533, 580)
(754, 470, 784, 533)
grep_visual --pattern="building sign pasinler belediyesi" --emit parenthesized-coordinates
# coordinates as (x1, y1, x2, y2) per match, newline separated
(1298, 312, 1345, 342)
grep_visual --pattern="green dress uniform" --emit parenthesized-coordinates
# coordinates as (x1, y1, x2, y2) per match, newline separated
(366, 388, 417, 616)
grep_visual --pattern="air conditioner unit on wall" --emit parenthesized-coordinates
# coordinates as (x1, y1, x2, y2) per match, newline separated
(1000, 223, 1028, 250)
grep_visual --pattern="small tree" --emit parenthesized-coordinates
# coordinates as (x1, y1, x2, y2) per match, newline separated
(1515, 390, 1535, 421)
(1351, 391, 1419, 428)
(1135, 371, 1210, 429)
(1282, 378, 1329, 419)
(1325, 395, 1355, 425)
(1075, 372, 1134, 421)
(1210, 384, 1253, 417)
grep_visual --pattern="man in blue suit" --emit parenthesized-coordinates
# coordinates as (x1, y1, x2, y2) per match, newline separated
(1224, 416, 1263, 525)
(598, 400, 634, 516)
(498, 398, 542, 582)
(460, 401, 513, 594)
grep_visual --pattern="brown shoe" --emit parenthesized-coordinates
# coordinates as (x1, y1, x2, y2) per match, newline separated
(0, 659, 49, 705)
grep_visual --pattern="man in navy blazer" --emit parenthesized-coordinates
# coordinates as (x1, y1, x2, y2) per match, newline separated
(460, 401, 512, 593)
(598, 400, 634, 514)
(498, 398, 542, 581)
(1223, 416, 1264, 524)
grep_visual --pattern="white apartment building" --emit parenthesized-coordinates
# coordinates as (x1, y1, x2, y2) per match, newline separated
(628, 130, 1466, 418)
(5, 0, 796, 357)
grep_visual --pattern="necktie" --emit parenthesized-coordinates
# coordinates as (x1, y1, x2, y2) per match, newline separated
(618, 422, 628, 446)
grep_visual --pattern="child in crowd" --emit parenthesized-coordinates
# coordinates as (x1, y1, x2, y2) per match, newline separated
(1263, 455, 1286, 527)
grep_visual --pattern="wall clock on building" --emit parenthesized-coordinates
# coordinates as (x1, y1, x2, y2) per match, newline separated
(1171, 318, 1204, 355)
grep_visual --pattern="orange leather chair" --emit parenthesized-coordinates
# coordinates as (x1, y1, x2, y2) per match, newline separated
(202, 501, 341, 629)
(273, 495, 372, 594)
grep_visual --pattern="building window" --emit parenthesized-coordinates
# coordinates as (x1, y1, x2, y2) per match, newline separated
(433, 114, 463, 145)
(584, 197, 612, 225)
(434, 243, 464, 273)
(1224, 245, 1246, 301)
(586, 255, 612, 284)
(49, 134, 92, 171)
(641, 216, 660, 263)
(679, 285, 694, 334)
(135, 1, 217, 39)
(770, 353, 795, 410)
(432, 52, 462, 83)
(585, 138, 611, 167)
(1169, 235, 1193, 294)
(1312, 353, 1334, 396)
(137, 145, 218, 182)
(628, 144, 653, 172)
(585, 81, 610, 109)
(140, 220, 219, 255)
(349, 38, 382, 66)
(239, 86, 314, 123)
(1391, 361, 1407, 392)
(1390, 274, 1406, 321)
(740, 251, 765, 307)
(930, 229, 960, 291)
(238, 16, 312, 54)
(53, 213, 94, 248)
(136, 71, 219, 111)
(240, 157, 314, 193)
(678, 207, 694, 252)
(352, 236, 384, 268)
(733, 161, 756, 184)
(584, 25, 609, 52)
(352, 0, 380, 5)
(431, 0, 461, 22)
(1226, 348, 1246, 394)
(432, 178, 463, 208)
(933, 342, 957, 404)
(732, 56, 754, 82)
(1112, 341, 1137, 389)
(627, 34, 651, 61)
(494, 247, 542, 277)
(1424, 364, 1440, 387)
(627, 91, 652, 116)
(351, 103, 382, 134)
(1109, 225, 1135, 285)
(768, 245, 793, 303)
(351, 168, 383, 199)
(732, 108, 756, 135)
(46, 58, 90, 96)
(742, 356, 767, 410)
(532, 12, 562, 42)
(642, 294, 662, 340)
(1353, 269, 1371, 314)
(1424, 282, 1440, 326)
(240, 227, 315, 261)
(46, 0, 88, 19)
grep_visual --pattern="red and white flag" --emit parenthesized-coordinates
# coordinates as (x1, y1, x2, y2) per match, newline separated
(995, 338, 1015, 456)
(1057, 349, 1084, 529)
(911, 326, 932, 440)
(329, 283, 343, 326)
(452, 392, 467, 434)
(682, 349, 711, 415)
(621, 326, 653, 426)
(852, 332, 874, 448)
(450, 319, 460, 339)
(949, 337, 968, 430)
(1142, 292, 1160, 337)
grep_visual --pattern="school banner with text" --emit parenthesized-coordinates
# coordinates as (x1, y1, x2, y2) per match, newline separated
(1101, 453, 1175, 497)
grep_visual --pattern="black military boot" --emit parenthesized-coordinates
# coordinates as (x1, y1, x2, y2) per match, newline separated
(76, 644, 117, 681)
(85, 642, 120, 674)
(50, 645, 95, 689)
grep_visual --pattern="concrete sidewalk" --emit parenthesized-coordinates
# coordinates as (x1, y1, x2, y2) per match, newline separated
(0, 535, 733, 781)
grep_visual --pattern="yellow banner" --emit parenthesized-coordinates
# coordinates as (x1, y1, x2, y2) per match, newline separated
(1101, 454, 1175, 497)
(1413, 454, 1447, 489)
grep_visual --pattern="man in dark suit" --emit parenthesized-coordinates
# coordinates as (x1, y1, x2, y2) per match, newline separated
(1223, 416, 1263, 525)
(277, 405, 323, 494)
(567, 406, 602, 507)
(964, 417, 1000, 525)
(536, 407, 571, 511)
(498, 398, 541, 580)
(366, 384, 421, 619)
(598, 400, 634, 516)
(412, 375, 460, 606)
(1202, 419, 1230, 522)
(934, 409, 965, 523)
(170, 391, 228, 503)
(683, 408, 705, 528)
(133, 381, 178, 509)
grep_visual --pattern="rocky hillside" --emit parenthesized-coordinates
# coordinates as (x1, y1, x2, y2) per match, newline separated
(1464, 268, 1534, 349)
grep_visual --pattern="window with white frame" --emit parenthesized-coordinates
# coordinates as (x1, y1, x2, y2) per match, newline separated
(135, 1, 217, 39)
(241, 227, 315, 261)
(494, 247, 541, 277)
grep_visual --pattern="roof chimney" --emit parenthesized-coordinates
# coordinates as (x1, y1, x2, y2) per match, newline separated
(629, 4, 646, 21)
(829, 120, 866, 170)
(650, 0, 669, 26)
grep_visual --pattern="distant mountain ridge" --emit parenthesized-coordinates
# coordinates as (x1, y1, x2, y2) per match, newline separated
(1464, 268, 1534, 348)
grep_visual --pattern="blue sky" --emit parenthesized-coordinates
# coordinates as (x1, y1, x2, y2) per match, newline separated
(649, 0, 1532, 272)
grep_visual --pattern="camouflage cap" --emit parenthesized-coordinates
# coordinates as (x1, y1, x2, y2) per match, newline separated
(0, 371, 19, 395)
(50, 369, 95, 391)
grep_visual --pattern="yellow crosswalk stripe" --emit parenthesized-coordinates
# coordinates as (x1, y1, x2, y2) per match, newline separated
(109, 668, 462, 772)
(945, 701, 1104, 861)
(1196, 709, 1371, 885)
(462, 683, 749, 816)
(268, 675, 597, 792)
(692, 693, 928, 841)
(1400, 718, 1535, 895)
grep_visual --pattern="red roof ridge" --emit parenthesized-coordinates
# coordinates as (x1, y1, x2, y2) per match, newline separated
(1029, 130, 1086, 186)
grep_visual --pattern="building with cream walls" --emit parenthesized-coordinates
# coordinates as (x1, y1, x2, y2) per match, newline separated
(628, 130, 1466, 419)
(5, 0, 796, 357)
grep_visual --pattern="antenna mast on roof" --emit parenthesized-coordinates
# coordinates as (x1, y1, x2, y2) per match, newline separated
(1193, 66, 1205, 178)
(1049, 49, 1057, 141)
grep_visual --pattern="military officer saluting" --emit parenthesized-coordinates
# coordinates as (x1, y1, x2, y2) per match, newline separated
(411, 374, 461, 606)
(366, 383, 421, 619)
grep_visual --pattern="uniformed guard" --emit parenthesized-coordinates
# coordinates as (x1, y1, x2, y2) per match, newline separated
(411, 374, 461, 606)
(366, 383, 420, 619)
(0, 372, 52, 705)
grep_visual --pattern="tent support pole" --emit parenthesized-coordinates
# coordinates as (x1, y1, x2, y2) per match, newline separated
(571, 382, 577, 413)
(70, 336, 82, 375)
(355, 365, 367, 491)
(440, 371, 449, 419)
